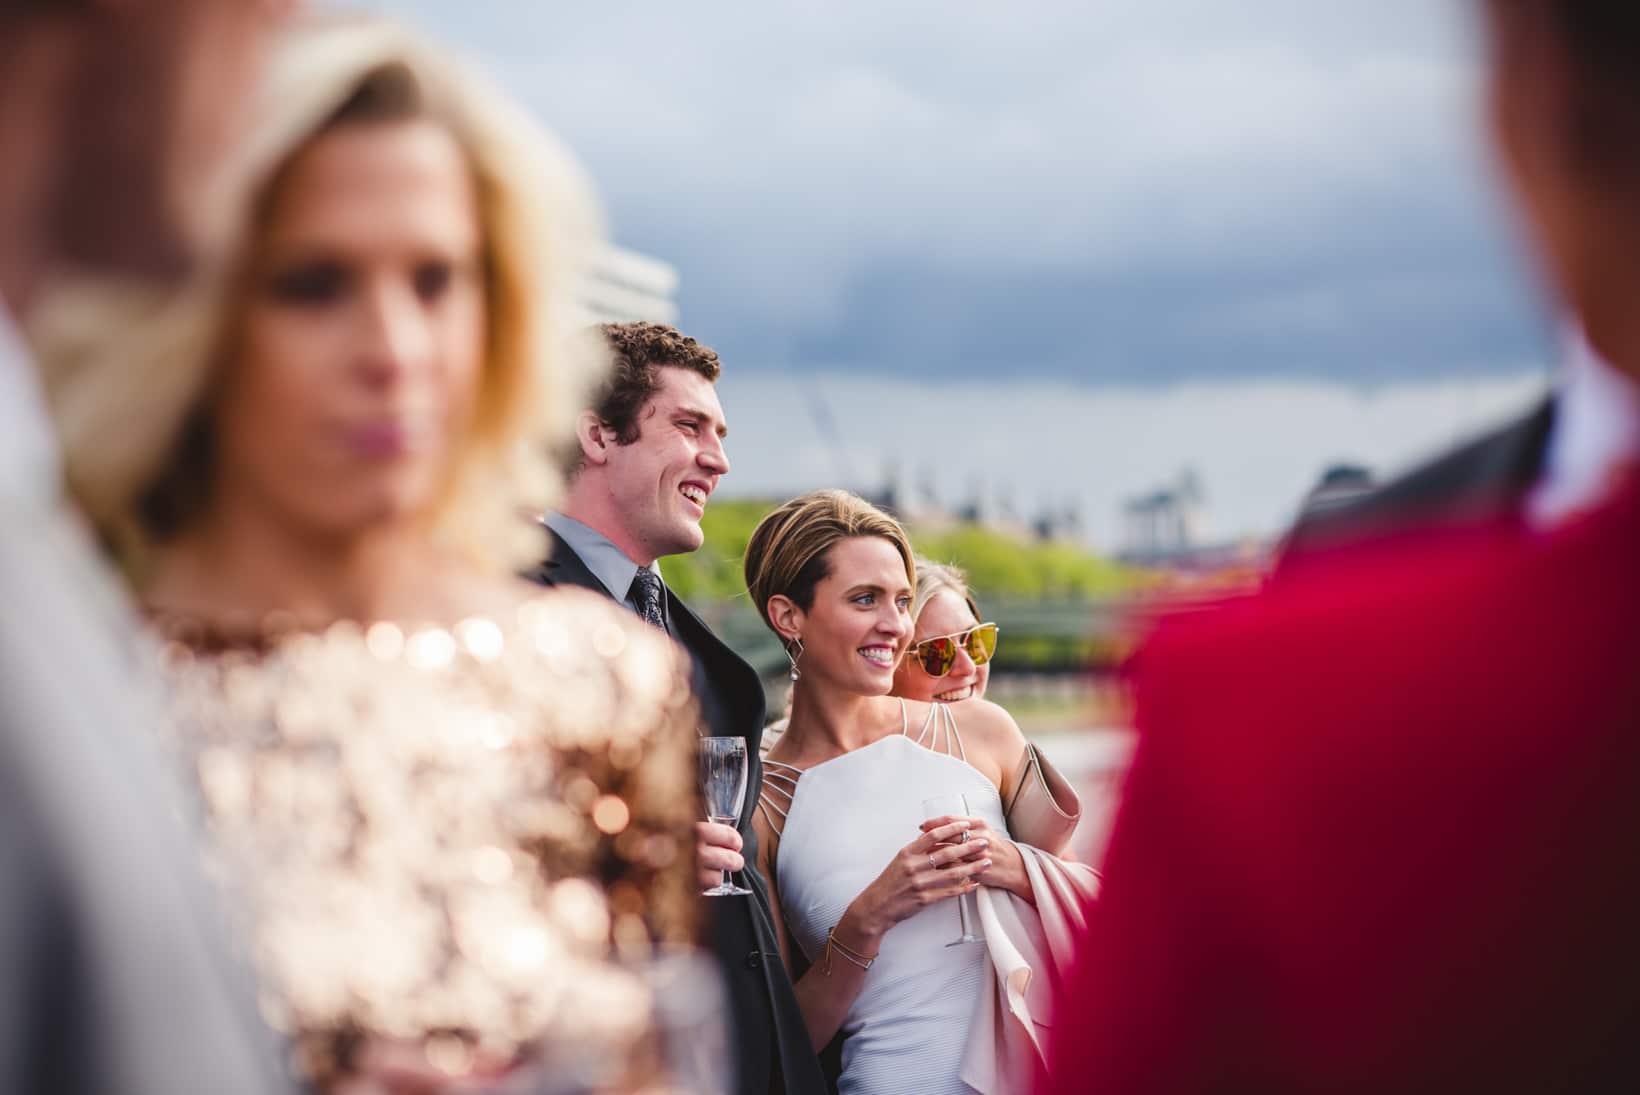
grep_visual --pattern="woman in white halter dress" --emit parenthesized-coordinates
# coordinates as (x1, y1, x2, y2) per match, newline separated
(743, 492, 1042, 1095)
(763, 702, 1016, 1093)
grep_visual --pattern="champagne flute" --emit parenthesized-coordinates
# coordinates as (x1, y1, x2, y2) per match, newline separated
(699, 737, 753, 897)
(921, 793, 984, 946)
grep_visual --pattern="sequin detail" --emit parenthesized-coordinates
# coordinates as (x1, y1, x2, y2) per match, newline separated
(150, 590, 700, 1082)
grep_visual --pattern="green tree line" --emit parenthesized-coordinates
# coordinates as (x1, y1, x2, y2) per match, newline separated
(664, 499, 1146, 606)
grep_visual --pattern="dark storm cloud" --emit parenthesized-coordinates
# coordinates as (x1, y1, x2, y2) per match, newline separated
(369, 0, 1550, 383)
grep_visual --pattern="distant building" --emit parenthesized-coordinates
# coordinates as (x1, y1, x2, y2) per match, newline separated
(955, 479, 1031, 539)
(579, 245, 680, 325)
(869, 470, 1088, 546)
(1034, 501, 1085, 544)
(871, 461, 945, 526)
(1119, 469, 1206, 562)
(1117, 469, 1273, 575)
(954, 483, 997, 527)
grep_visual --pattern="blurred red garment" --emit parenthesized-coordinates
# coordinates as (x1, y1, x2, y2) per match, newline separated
(1043, 484, 1640, 1094)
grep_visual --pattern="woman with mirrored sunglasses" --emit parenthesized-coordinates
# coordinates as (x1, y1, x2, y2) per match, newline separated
(891, 560, 997, 704)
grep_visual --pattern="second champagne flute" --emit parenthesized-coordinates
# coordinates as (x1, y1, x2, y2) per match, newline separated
(921, 793, 984, 946)
(699, 736, 753, 897)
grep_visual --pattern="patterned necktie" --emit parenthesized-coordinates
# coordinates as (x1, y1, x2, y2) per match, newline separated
(627, 568, 666, 630)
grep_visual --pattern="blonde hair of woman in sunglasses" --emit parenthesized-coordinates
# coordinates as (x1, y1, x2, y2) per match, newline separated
(891, 559, 996, 704)
(746, 490, 1054, 1095)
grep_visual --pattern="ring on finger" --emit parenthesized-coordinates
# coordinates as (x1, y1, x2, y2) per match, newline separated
(957, 829, 970, 844)
(928, 853, 938, 870)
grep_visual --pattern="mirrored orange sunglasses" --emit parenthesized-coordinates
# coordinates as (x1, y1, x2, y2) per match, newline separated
(910, 623, 999, 678)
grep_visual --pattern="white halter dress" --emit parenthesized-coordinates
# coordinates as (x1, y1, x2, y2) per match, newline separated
(758, 702, 1006, 1095)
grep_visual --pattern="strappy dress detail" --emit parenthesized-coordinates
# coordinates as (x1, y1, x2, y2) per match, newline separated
(768, 700, 1004, 1095)
(905, 698, 968, 765)
(757, 699, 916, 840)
(756, 759, 803, 840)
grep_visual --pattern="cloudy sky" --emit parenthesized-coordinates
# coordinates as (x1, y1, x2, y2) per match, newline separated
(358, 1, 1556, 538)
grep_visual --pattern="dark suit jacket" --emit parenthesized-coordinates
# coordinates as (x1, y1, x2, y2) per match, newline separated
(1278, 396, 1554, 575)
(1046, 483, 1640, 1093)
(527, 530, 825, 1095)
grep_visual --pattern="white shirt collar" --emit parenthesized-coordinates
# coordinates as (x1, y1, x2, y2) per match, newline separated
(0, 300, 62, 506)
(1526, 328, 1640, 529)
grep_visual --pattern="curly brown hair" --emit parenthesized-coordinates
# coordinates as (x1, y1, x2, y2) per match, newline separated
(588, 321, 721, 448)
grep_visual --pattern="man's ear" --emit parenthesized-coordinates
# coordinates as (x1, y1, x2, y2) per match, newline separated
(576, 411, 613, 467)
(766, 594, 804, 645)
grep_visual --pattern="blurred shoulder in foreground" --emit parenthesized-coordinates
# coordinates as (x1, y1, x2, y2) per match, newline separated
(1047, 483, 1640, 1093)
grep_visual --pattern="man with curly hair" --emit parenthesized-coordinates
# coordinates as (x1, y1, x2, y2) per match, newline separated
(529, 322, 826, 1095)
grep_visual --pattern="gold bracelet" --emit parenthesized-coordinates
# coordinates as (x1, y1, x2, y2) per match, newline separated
(830, 930, 876, 961)
(823, 927, 878, 975)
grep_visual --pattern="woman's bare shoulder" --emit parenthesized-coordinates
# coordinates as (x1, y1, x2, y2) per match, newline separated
(512, 581, 625, 620)
(897, 694, 1021, 745)
(460, 573, 604, 620)
(955, 698, 1030, 764)
(454, 586, 699, 752)
(894, 696, 939, 734)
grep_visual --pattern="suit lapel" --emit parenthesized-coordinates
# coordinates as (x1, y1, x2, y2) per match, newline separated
(665, 589, 767, 833)
(527, 528, 612, 600)
(666, 592, 766, 752)
(530, 528, 768, 830)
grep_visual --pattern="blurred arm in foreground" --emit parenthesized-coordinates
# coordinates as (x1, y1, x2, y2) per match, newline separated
(0, 2, 291, 1093)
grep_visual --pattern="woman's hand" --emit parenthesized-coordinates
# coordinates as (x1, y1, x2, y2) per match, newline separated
(920, 815, 1033, 904)
(844, 819, 993, 943)
(789, 820, 990, 1052)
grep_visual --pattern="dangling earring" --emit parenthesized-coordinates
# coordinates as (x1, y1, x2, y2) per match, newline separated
(786, 638, 804, 682)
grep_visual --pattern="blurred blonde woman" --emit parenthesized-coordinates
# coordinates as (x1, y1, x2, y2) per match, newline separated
(35, 16, 702, 1092)
(746, 491, 1098, 1095)
(891, 559, 996, 705)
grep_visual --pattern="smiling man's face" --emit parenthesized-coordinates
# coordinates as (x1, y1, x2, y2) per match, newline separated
(600, 365, 730, 562)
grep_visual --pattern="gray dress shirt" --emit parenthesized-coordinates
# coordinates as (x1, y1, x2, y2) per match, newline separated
(540, 512, 733, 732)
(542, 512, 670, 628)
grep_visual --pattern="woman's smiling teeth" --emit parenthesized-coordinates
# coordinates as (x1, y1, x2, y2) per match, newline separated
(935, 684, 975, 702)
(859, 645, 895, 668)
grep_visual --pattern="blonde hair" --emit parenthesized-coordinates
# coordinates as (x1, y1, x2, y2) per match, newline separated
(911, 558, 981, 628)
(744, 490, 916, 645)
(30, 14, 606, 574)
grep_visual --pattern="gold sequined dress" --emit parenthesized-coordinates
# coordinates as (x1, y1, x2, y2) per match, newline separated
(150, 589, 700, 1082)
